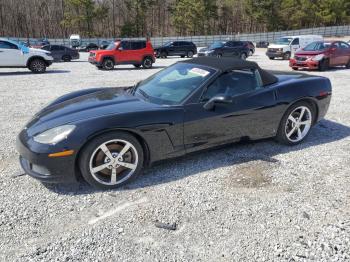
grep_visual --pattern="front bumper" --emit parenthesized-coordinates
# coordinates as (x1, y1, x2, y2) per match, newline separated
(266, 51, 284, 58)
(289, 58, 319, 70)
(16, 132, 78, 183)
(88, 57, 101, 66)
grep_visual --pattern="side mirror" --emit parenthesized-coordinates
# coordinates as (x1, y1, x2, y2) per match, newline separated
(203, 94, 232, 110)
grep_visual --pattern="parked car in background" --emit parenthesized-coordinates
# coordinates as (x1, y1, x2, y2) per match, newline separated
(267, 35, 323, 60)
(100, 41, 111, 50)
(89, 39, 155, 70)
(243, 41, 255, 55)
(154, 41, 197, 58)
(256, 41, 269, 48)
(0, 38, 53, 73)
(28, 39, 50, 49)
(198, 41, 250, 60)
(42, 45, 79, 62)
(70, 34, 81, 48)
(290, 41, 350, 71)
(16, 57, 332, 189)
(78, 43, 99, 52)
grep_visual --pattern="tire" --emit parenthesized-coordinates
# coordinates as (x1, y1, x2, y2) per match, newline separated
(79, 132, 144, 189)
(142, 57, 153, 69)
(240, 53, 247, 60)
(102, 58, 114, 70)
(283, 52, 291, 60)
(275, 101, 315, 145)
(28, 59, 47, 73)
(269, 57, 275, 60)
(62, 55, 71, 62)
(318, 59, 329, 71)
(187, 51, 194, 58)
(160, 51, 167, 58)
(345, 59, 350, 69)
(133, 64, 141, 68)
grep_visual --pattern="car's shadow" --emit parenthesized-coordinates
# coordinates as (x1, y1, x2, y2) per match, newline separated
(46, 119, 350, 195)
(108, 66, 167, 71)
(0, 70, 70, 76)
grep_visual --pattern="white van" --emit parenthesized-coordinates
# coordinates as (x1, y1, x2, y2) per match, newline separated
(266, 35, 323, 60)
(69, 34, 81, 48)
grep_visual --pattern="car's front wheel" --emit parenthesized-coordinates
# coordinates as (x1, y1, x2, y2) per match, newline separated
(276, 102, 314, 145)
(29, 59, 47, 73)
(102, 58, 114, 70)
(79, 132, 144, 189)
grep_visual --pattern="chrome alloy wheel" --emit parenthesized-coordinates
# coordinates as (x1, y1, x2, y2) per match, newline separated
(285, 106, 312, 143)
(89, 139, 138, 185)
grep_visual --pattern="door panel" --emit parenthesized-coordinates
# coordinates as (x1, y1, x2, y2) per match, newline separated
(184, 88, 279, 153)
(0, 40, 23, 66)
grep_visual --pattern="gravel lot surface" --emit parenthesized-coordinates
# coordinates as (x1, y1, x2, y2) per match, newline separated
(0, 49, 350, 261)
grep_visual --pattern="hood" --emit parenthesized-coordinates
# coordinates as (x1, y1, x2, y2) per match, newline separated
(295, 49, 326, 56)
(26, 88, 158, 135)
(30, 48, 51, 55)
(268, 44, 288, 49)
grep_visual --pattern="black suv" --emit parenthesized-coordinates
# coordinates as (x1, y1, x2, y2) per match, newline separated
(155, 41, 197, 58)
(198, 41, 250, 60)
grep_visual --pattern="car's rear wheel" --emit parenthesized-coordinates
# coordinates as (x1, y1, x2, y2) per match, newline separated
(102, 58, 114, 70)
(79, 132, 144, 189)
(187, 51, 194, 58)
(283, 52, 291, 60)
(160, 51, 167, 58)
(240, 53, 247, 60)
(29, 59, 47, 73)
(142, 57, 153, 69)
(276, 102, 314, 145)
(345, 59, 350, 69)
(62, 55, 71, 62)
(319, 59, 329, 71)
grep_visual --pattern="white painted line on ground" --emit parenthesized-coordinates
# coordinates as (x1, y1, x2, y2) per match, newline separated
(88, 197, 148, 225)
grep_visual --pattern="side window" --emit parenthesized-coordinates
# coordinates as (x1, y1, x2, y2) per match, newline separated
(121, 41, 131, 50)
(131, 41, 146, 49)
(51, 45, 65, 51)
(0, 41, 18, 49)
(291, 38, 299, 45)
(224, 42, 233, 47)
(173, 42, 180, 47)
(201, 70, 259, 101)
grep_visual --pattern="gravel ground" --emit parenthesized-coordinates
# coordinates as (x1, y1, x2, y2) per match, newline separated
(0, 49, 350, 261)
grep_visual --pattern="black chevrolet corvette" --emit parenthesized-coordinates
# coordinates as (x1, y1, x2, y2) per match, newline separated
(17, 57, 332, 189)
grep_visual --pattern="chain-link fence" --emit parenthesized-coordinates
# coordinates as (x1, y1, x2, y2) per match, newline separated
(5, 25, 350, 47)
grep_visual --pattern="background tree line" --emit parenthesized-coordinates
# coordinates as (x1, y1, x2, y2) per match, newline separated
(0, 0, 349, 38)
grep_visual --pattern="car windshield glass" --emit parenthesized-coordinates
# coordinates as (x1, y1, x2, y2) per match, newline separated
(209, 42, 224, 49)
(134, 63, 216, 105)
(303, 42, 331, 51)
(106, 42, 116, 50)
(164, 41, 173, 47)
(274, 38, 293, 45)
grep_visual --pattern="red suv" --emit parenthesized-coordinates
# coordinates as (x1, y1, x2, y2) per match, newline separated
(89, 40, 155, 70)
(290, 41, 350, 71)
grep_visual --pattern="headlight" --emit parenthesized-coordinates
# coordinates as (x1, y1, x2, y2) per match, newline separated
(312, 54, 324, 61)
(278, 48, 283, 52)
(34, 125, 76, 145)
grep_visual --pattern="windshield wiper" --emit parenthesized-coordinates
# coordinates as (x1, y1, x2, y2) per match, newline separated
(137, 89, 150, 101)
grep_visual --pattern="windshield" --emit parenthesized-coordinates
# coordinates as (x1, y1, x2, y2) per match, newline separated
(209, 41, 224, 49)
(164, 41, 173, 47)
(303, 42, 331, 51)
(134, 63, 216, 105)
(106, 42, 117, 50)
(274, 37, 293, 45)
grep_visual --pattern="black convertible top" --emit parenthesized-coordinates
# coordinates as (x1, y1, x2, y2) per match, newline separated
(182, 57, 278, 86)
